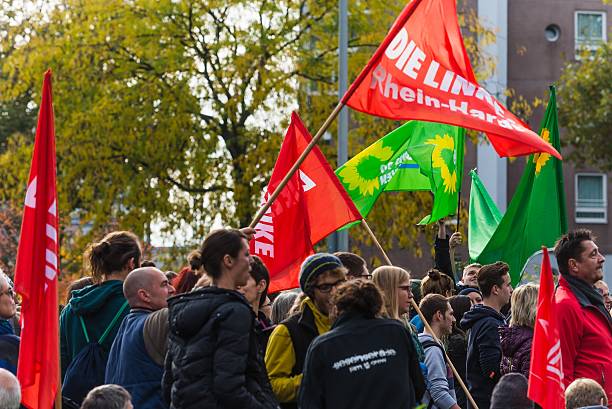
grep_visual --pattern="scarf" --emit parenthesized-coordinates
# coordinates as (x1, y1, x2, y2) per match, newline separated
(563, 274, 612, 327)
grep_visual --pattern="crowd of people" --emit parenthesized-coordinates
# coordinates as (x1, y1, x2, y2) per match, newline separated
(0, 224, 610, 409)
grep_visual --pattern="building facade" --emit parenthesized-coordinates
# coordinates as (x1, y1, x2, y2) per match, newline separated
(359, 0, 611, 286)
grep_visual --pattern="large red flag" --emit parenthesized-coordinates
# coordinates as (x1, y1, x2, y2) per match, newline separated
(14, 70, 60, 409)
(251, 113, 361, 292)
(343, 0, 561, 159)
(528, 247, 565, 409)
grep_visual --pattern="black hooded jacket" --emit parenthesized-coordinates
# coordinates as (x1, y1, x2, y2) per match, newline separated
(460, 305, 507, 409)
(162, 286, 278, 409)
(298, 312, 425, 409)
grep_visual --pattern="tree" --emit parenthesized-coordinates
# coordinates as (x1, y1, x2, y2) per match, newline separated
(557, 42, 611, 172)
(0, 0, 494, 272)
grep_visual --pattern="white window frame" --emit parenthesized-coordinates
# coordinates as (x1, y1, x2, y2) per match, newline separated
(574, 11, 607, 57)
(575, 173, 608, 224)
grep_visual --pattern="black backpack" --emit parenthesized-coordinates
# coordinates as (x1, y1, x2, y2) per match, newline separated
(62, 301, 129, 405)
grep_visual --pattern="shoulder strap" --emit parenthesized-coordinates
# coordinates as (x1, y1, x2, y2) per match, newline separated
(421, 339, 445, 355)
(78, 316, 90, 343)
(99, 301, 129, 344)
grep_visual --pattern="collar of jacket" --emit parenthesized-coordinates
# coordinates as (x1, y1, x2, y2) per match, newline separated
(559, 275, 612, 328)
(331, 311, 373, 329)
(299, 297, 330, 334)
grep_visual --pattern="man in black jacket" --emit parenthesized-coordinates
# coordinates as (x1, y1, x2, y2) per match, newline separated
(460, 262, 512, 409)
(298, 279, 425, 409)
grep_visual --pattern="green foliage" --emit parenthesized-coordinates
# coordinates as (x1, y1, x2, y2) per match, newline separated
(0, 0, 494, 273)
(557, 43, 611, 172)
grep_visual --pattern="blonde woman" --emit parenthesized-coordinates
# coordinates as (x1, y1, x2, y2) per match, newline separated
(372, 266, 425, 362)
(499, 283, 539, 377)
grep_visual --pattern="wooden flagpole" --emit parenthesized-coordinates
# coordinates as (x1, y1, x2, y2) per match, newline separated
(361, 219, 480, 409)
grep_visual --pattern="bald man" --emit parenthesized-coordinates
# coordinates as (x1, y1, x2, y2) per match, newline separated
(105, 267, 175, 409)
(0, 368, 21, 409)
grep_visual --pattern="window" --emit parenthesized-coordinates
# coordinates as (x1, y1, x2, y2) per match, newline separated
(575, 11, 606, 56)
(575, 173, 607, 223)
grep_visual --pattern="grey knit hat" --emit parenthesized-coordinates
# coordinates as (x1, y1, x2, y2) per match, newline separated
(299, 253, 343, 292)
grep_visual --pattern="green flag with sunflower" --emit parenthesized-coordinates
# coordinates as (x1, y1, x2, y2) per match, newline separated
(473, 86, 567, 285)
(405, 124, 465, 224)
(335, 121, 433, 218)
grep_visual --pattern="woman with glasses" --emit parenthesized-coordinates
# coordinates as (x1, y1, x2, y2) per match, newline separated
(372, 266, 426, 366)
(0, 271, 19, 375)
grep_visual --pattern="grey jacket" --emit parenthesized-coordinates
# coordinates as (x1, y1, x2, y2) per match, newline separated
(418, 333, 457, 409)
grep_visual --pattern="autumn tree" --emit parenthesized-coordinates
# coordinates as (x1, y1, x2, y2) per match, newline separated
(557, 42, 611, 172)
(0, 0, 494, 272)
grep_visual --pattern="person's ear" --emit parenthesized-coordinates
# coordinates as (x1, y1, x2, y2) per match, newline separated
(256, 279, 267, 294)
(137, 288, 150, 303)
(568, 258, 578, 274)
(222, 254, 233, 269)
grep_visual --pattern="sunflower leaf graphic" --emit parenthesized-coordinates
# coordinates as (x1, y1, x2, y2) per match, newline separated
(338, 139, 394, 196)
(425, 134, 457, 194)
(533, 128, 551, 175)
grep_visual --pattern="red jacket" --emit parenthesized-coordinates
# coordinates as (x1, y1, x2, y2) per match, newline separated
(555, 276, 612, 404)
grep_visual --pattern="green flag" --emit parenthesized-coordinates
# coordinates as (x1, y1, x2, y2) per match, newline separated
(475, 87, 568, 285)
(406, 125, 465, 224)
(468, 169, 503, 260)
(335, 121, 432, 218)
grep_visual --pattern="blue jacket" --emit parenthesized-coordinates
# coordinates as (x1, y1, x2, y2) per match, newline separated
(461, 305, 506, 409)
(106, 309, 166, 409)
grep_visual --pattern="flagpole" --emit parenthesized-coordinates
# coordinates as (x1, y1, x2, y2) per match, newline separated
(361, 219, 392, 265)
(456, 189, 462, 231)
(361, 219, 480, 409)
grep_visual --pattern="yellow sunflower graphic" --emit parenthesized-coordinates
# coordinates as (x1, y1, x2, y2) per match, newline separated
(338, 139, 394, 196)
(426, 134, 457, 194)
(533, 128, 551, 175)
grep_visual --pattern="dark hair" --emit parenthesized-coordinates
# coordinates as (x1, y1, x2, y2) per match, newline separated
(332, 279, 383, 319)
(65, 276, 94, 304)
(334, 252, 367, 277)
(199, 229, 247, 279)
(140, 260, 156, 267)
(250, 256, 270, 308)
(81, 384, 131, 409)
(87, 231, 141, 282)
(449, 295, 472, 331)
(419, 293, 450, 324)
(478, 262, 510, 297)
(554, 229, 594, 276)
(188, 250, 203, 271)
(421, 269, 455, 297)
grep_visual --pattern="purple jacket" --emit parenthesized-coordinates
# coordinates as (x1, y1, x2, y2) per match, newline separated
(499, 325, 533, 378)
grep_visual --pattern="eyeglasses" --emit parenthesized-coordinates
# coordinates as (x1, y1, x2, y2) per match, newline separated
(0, 288, 15, 298)
(313, 279, 346, 293)
(398, 285, 413, 293)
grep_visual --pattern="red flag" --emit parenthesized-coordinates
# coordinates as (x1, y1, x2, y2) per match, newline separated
(250, 113, 361, 292)
(343, 0, 561, 159)
(528, 247, 565, 409)
(14, 70, 60, 409)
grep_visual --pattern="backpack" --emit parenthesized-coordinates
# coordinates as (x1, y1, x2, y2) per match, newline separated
(62, 301, 129, 405)
(421, 339, 455, 409)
